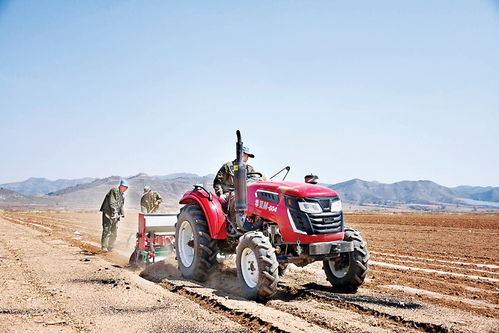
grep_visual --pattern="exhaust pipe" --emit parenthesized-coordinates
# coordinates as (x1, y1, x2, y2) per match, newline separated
(234, 130, 247, 230)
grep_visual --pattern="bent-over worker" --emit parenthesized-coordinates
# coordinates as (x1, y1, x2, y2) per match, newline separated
(141, 185, 163, 213)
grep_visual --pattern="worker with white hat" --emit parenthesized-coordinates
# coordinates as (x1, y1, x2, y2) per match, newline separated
(141, 185, 163, 213)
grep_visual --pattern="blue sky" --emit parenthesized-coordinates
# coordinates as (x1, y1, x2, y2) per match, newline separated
(0, 1, 498, 187)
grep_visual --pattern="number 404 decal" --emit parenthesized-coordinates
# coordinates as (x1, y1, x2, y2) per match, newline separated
(255, 199, 278, 212)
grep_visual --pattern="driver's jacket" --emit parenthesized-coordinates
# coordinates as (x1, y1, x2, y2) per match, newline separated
(213, 160, 255, 196)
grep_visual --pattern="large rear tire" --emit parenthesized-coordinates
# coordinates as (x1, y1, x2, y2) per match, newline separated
(236, 231, 279, 300)
(323, 228, 369, 292)
(175, 204, 218, 282)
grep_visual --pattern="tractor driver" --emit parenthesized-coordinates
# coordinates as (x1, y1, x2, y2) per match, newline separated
(213, 146, 266, 227)
(214, 146, 257, 199)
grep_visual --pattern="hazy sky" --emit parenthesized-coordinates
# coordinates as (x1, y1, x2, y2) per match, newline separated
(1, 1, 498, 187)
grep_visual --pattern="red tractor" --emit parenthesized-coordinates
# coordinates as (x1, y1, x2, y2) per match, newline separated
(175, 131, 369, 300)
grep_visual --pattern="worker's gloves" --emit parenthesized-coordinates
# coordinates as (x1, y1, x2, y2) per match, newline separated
(112, 213, 119, 220)
(218, 193, 228, 206)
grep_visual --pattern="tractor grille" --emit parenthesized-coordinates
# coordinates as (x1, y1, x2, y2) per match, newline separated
(285, 195, 343, 235)
(309, 212, 343, 233)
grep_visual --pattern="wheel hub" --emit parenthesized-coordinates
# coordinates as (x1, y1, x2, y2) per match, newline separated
(241, 247, 259, 288)
(178, 220, 194, 267)
(328, 254, 350, 278)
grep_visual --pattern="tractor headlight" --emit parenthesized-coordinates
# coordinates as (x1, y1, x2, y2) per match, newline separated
(331, 200, 343, 212)
(298, 201, 322, 214)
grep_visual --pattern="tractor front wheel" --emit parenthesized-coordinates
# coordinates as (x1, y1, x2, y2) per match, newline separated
(278, 263, 288, 276)
(323, 228, 369, 292)
(236, 231, 279, 300)
(175, 204, 218, 282)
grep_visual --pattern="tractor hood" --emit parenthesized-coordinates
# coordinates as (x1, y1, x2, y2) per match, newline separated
(248, 181, 339, 198)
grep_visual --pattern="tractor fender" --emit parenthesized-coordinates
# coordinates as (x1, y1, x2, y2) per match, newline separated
(179, 190, 227, 239)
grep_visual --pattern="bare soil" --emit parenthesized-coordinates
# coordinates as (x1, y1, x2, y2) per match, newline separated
(0, 210, 497, 332)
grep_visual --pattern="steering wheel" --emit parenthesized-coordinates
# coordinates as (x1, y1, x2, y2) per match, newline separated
(247, 172, 263, 178)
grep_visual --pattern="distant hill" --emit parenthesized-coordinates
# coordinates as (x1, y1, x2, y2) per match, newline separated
(453, 185, 499, 202)
(0, 177, 95, 195)
(0, 188, 52, 207)
(47, 173, 214, 211)
(471, 188, 499, 202)
(327, 179, 499, 210)
(0, 174, 214, 197)
(0, 188, 29, 202)
(330, 179, 460, 205)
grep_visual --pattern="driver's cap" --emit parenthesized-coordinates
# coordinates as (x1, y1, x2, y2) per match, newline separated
(242, 146, 255, 158)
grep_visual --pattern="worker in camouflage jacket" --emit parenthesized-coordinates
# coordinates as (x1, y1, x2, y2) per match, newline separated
(99, 179, 128, 252)
(214, 146, 266, 229)
(213, 146, 256, 197)
(141, 186, 163, 213)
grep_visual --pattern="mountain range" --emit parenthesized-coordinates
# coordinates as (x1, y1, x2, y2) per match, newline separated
(0, 174, 498, 211)
(0, 177, 95, 195)
(327, 179, 499, 210)
(45, 173, 213, 210)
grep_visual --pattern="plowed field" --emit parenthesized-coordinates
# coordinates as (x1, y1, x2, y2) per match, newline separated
(1, 210, 497, 332)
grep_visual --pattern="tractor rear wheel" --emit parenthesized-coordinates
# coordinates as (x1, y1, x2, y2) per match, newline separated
(323, 228, 369, 292)
(175, 204, 218, 282)
(236, 231, 279, 300)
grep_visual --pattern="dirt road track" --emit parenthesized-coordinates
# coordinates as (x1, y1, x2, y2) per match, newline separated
(0, 218, 246, 332)
(0, 211, 498, 332)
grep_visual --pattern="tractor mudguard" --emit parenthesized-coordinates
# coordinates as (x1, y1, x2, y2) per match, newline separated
(179, 190, 227, 239)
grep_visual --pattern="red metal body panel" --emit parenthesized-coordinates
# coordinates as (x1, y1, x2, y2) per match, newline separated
(246, 182, 344, 244)
(251, 181, 339, 197)
(179, 190, 227, 239)
(138, 213, 147, 251)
